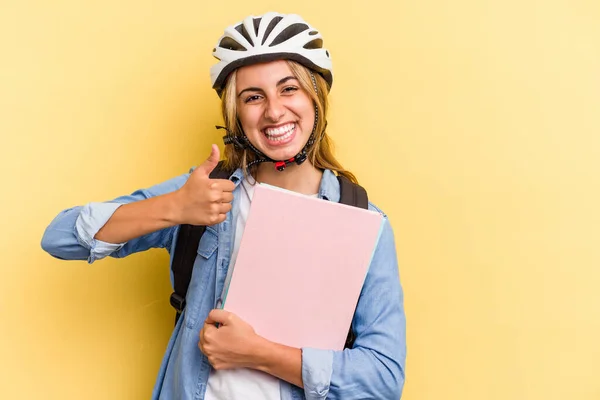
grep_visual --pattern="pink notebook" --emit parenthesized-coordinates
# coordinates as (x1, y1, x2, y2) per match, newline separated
(221, 183, 384, 351)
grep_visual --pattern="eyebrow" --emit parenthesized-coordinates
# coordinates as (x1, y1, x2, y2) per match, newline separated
(237, 76, 298, 98)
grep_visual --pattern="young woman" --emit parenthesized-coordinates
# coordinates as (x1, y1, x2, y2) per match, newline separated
(41, 12, 407, 400)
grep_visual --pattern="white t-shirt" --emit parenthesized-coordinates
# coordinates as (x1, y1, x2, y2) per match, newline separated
(205, 178, 280, 400)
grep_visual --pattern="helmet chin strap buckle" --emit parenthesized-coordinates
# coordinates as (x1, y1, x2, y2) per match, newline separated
(275, 161, 287, 172)
(295, 152, 308, 165)
(217, 125, 248, 150)
(273, 152, 308, 172)
(222, 135, 247, 150)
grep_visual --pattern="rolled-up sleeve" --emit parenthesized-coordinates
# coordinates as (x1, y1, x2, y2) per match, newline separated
(301, 348, 334, 399)
(301, 218, 407, 399)
(41, 172, 190, 263)
(75, 202, 125, 263)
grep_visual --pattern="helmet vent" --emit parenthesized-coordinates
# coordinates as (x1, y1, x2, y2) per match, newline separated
(219, 37, 246, 51)
(253, 18, 262, 36)
(261, 16, 284, 45)
(303, 38, 323, 49)
(235, 24, 254, 46)
(271, 23, 310, 46)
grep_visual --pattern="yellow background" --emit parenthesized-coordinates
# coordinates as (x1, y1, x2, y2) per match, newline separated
(1, 0, 599, 399)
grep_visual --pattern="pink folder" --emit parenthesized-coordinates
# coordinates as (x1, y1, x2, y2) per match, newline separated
(222, 183, 384, 351)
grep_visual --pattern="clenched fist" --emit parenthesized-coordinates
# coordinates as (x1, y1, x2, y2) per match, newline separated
(199, 309, 263, 371)
(173, 144, 235, 226)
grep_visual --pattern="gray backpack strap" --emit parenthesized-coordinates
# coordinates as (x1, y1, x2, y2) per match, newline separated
(337, 175, 368, 209)
(336, 174, 369, 349)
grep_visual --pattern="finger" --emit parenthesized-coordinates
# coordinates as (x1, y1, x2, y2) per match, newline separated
(198, 144, 220, 176)
(204, 319, 218, 329)
(198, 334, 205, 352)
(202, 322, 216, 338)
(210, 179, 236, 192)
(220, 192, 234, 204)
(219, 203, 232, 214)
(205, 309, 232, 325)
(222, 180, 236, 192)
(206, 215, 225, 227)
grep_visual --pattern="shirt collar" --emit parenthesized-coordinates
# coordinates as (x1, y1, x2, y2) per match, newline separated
(318, 169, 341, 202)
(229, 168, 341, 202)
(229, 168, 245, 186)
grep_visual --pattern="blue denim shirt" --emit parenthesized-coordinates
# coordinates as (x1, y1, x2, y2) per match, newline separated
(41, 168, 407, 400)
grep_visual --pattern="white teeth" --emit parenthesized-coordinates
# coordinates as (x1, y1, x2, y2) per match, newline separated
(270, 130, 293, 141)
(264, 123, 295, 141)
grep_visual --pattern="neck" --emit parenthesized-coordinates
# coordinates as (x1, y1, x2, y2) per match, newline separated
(255, 161, 323, 195)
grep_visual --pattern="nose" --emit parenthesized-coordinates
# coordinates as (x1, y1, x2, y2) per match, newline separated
(264, 97, 285, 122)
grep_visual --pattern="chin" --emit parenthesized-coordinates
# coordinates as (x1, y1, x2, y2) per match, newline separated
(262, 145, 305, 161)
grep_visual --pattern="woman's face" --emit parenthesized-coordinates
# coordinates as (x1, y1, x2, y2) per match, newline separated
(235, 60, 315, 161)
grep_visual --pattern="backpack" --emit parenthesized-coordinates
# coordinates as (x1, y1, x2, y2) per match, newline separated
(169, 161, 369, 349)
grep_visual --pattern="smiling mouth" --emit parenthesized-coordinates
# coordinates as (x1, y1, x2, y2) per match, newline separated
(263, 123, 296, 142)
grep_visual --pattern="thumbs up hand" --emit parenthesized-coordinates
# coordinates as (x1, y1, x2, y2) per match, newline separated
(173, 144, 235, 226)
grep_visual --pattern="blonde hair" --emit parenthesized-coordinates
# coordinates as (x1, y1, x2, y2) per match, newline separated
(220, 60, 358, 184)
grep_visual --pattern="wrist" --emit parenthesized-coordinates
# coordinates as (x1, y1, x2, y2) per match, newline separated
(161, 190, 184, 225)
(246, 335, 304, 388)
(248, 335, 273, 372)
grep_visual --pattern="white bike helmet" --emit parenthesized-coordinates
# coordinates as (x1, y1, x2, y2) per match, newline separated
(210, 12, 333, 96)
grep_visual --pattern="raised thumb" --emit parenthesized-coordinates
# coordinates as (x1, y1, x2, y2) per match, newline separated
(199, 144, 220, 175)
